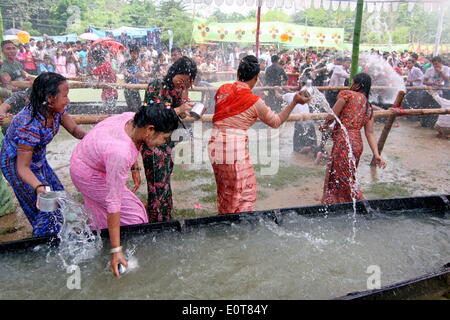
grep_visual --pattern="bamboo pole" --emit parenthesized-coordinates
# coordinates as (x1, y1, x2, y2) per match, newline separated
(350, 0, 365, 82)
(2, 108, 449, 126)
(9, 80, 450, 92)
(370, 91, 406, 167)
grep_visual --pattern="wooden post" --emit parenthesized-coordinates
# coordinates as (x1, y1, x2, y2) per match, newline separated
(370, 91, 406, 167)
(255, 3, 262, 59)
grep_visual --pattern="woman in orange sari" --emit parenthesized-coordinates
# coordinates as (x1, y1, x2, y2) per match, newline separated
(321, 73, 387, 204)
(208, 55, 311, 214)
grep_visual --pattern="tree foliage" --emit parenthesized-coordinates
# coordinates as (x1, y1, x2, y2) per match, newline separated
(0, 1, 449, 46)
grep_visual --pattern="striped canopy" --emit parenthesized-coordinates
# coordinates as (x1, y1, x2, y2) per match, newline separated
(184, 0, 446, 12)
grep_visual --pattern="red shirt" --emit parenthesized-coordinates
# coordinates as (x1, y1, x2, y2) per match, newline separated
(93, 61, 118, 100)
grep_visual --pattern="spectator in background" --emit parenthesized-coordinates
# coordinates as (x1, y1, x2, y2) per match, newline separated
(29, 39, 37, 53)
(77, 43, 88, 74)
(23, 44, 38, 76)
(38, 55, 55, 74)
(421, 56, 450, 127)
(0, 41, 29, 85)
(121, 45, 143, 111)
(300, 55, 314, 82)
(326, 57, 350, 107)
(44, 39, 56, 59)
(92, 50, 118, 111)
(33, 41, 46, 67)
(264, 55, 288, 112)
(16, 44, 26, 67)
(65, 54, 78, 78)
(404, 58, 424, 118)
(170, 46, 182, 64)
(423, 56, 450, 91)
(199, 55, 218, 82)
(53, 48, 67, 76)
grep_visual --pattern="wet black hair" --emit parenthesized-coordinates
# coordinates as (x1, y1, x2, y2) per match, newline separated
(271, 55, 280, 63)
(163, 56, 197, 91)
(238, 55, 260, 82)
(133, 102, 180, 133)
(352, 72, 373, 117)
(92, 49, 106, 64)
(28, 72, 67, 124)
(171, 46, 182, 54)
(129, 45, 140, 53)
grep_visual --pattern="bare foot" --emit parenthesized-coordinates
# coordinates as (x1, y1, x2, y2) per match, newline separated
(314, 152, 325, 165)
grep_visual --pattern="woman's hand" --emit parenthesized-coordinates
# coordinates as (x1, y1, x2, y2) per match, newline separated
(176, 102, 194, 119)
(293, 92, 312, 105)
(374, 155, 387, 169)
(131, 168, 141, 193)
(319, 120, 333, 132)
(110, 251, 128, 277)
(35, 185, 48, 209)
(0, 112, 9, 126)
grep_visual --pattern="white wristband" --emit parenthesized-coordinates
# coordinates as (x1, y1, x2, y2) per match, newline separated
(110, 246, 123, 254)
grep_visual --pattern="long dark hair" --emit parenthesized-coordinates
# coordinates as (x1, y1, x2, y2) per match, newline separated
(133, 102, 180, 133)
(238, 55, 260, 82)
(28, 72, 67, 124)
(163, 56, 197, 91)
(352, 72, 373, 117)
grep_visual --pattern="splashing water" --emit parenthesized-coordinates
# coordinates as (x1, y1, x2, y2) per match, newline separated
(309, 87, 362, 242)
(359, 53, 406, 105)
(46, 191, 103, 268)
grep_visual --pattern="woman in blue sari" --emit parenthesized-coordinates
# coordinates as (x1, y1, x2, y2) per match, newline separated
(0, 72, 86, 236)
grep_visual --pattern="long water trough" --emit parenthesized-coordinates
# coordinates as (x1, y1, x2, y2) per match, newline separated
(0, 195, 448, 300)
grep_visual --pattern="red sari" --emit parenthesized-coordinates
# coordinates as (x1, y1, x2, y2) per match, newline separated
(322, 90, 373, 204)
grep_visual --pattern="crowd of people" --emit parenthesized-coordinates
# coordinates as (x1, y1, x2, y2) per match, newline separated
(0, 37, 449, 276)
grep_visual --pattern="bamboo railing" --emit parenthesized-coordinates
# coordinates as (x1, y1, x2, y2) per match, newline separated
(9, 80, 450, 92)
(2, 108, 449, 126)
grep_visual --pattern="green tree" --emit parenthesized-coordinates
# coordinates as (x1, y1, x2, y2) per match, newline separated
(153, 1, 193, 46)
(260, 10, 291, 23)
(120, 0, 156, 27)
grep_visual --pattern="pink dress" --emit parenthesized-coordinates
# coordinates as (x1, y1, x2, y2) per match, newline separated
(53, 55, 67, 76)
(70, 113, 148, 230)
(208, 95, 282, 214)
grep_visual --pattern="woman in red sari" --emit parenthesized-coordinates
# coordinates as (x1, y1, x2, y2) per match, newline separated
(321, 73, 387, 204)
(209, 55, 311, 214)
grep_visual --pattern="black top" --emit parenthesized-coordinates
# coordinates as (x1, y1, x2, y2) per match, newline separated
(264, 64, 288, 86)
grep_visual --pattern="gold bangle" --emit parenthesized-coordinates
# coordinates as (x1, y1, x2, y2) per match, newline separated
(131, 167, 141, 171)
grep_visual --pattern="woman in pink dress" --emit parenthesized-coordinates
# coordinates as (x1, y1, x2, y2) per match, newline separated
(53, 49, 67, 76)
(70, 103, 181, 277)
(208, 55, 311, 214)
(65, 54, 78, 78)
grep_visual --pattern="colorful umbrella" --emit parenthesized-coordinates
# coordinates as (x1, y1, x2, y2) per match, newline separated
(91, 38, 126, 52)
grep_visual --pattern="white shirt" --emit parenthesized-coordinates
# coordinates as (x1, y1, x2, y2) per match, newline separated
(424, 66, 450, 87)
(433, 94, 450, 128)
(329, 64, 349, 87)
(282, 93, 309, 114)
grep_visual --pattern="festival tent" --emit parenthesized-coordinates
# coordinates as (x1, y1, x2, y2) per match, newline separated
(88, 26, 160, 39)
(193, 21, 344, 48)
